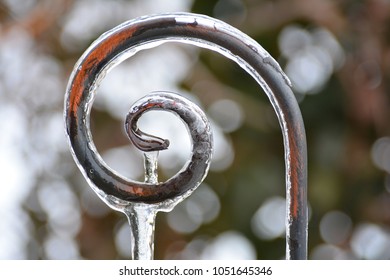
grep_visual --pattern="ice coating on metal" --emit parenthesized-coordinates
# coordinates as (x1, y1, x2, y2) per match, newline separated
(124, 90, 213, 202)
(143, 151, 159, 185)
(125, 203, 158, 260)
(64, 12, 307, 259)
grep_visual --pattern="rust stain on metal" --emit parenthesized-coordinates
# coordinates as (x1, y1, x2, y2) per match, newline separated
(68, 26, 137, 116)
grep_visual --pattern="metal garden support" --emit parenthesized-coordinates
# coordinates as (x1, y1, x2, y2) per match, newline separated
(64, 13, 307, 260)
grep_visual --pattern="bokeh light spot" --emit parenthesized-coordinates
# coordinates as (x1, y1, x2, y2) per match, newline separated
(251, 196, 286, 240)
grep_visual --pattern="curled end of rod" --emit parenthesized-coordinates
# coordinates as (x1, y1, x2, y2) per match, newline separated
(125, 111, 170, 152)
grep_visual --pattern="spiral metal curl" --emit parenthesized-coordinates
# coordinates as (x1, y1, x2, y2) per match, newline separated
(64, 13, 307, 259)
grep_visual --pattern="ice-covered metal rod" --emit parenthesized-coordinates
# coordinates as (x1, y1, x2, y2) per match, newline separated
(123, 91, 212, 260)
(64, 13, 307, 259)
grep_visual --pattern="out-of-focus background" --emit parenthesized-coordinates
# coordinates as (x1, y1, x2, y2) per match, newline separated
(1, 0, 390, 260)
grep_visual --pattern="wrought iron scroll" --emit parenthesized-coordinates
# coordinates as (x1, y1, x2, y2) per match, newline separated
(64, 13, 308, 260)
